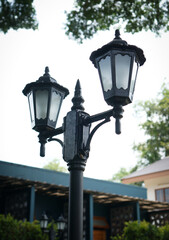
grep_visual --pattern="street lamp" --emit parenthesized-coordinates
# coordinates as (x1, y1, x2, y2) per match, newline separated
(40, 212, 48, 233)
(57, 215, 66, 232)
(23, 66, 69, 156)
(23, 30, 145, 240)
(90, 29, 145, 133)
(40, 213, 66, 240)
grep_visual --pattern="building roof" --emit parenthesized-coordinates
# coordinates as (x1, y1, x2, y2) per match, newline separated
(1, 160, 169, 211)
(122, 156, 169, 184)
(0, 160, 146, 198)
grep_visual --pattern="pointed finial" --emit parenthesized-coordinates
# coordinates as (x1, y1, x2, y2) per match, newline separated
(71, 80, 85, 111)
(44, 66, 50, 76)
(115, 29, 121, 39)
(112, 29, 127, 45)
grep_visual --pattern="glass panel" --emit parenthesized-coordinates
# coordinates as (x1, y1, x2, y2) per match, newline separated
(35, 90, 48, 119)
(57, 221, 65, 230)
(156, 189, 164, 202)
(40, 219, 48, 229)
(98, 55, 112, 92)
(28, 92, 35, 123)
(49, 91, 62, 123)
(115, 54, 131, 90)
(165, 188, 169, 203)
(129, 58, 139, 99)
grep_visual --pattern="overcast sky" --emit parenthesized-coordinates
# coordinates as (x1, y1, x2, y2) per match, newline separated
(0, 0, 169, 180)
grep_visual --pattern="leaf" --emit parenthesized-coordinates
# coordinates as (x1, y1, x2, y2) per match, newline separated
(65, 0, 169, 42)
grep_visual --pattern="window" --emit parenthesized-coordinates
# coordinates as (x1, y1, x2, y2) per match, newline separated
(155, 188, 169, 203)
(165, 188, 169, 202)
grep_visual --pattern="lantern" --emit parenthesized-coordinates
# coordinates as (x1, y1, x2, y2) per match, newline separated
(57, 215, 66, 231)
(90, 30, 146, 107)
(40, 212, 48, 232)
(23, 67, 69, 133)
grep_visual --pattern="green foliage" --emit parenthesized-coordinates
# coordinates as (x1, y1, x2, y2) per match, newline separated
(111, 167, 130, 183)
(65, 0, 169, 43)
(111, 221, 169, 240)
(2, 0, 169, 41)
(0, 0, 38, 33)
(43, 159, 67, 173)
(161, 224, 169, 240)
(0, 214, 47, 240)
(133, 83, 169, 166)
(111, 166, 143, 186)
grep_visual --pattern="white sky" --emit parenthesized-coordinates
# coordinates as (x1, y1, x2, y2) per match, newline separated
(0, 0, 169, 180)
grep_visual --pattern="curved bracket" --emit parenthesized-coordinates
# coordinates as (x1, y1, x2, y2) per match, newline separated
(48, 137, 64, 148)
(38, 126, 64, 157)
(85, 117, 111, 153)
(83, 105, 124, 134)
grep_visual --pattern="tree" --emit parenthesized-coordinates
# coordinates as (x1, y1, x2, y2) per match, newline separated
(111, 167, 130, 183)
(110, 166, 142, 186)
(1, 1, 169, 41)
(133, 83, 169, 166)
(65, 0, 169, 43)
(43, 159, 67, 173)
(0, 0, 38, 33)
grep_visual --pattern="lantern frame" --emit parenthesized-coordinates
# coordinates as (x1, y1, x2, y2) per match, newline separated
(57, 215, 66, 231)
(90, 30, 146, 107)
(40, 212, 48, 232)
(23, 67, 69, 133)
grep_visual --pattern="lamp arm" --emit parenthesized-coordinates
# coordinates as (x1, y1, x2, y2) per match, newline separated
(44, 126, 64, 139)
(38, 106, 123, 158)
(82, 105, 123, 156)
(83, 105, 124, 134)
(48, 137, 63, 147)
(38, 126, 64, 157)
(84, 117, 111, 153)
(83, 109, 114, 125)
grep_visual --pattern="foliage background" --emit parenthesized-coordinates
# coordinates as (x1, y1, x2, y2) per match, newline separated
(111, 221, 169, 240)
(0, 214, 47, 240)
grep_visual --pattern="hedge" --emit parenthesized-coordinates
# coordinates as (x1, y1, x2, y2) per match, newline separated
(0, 214, 49, 240)
(111, 221, 169, 240)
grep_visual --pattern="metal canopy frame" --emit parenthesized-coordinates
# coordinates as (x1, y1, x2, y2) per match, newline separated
(0, 175, 169, 212)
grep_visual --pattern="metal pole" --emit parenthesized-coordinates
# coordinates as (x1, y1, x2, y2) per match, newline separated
(68, 160, 85, 240)
(63, 81, 88, 240)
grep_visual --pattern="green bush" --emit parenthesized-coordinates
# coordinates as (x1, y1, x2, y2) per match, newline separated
(111, 221, 169, 240)
(160, 224, 169, 240)
(0, 214, 48, 240)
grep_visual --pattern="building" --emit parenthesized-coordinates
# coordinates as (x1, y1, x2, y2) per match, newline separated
(122, 156, 169, 203)
(0, 160, 169, 240)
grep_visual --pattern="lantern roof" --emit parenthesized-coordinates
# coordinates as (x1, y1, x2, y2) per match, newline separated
(90, 29, 146, 67)
(37, 66, 58, 83)
(57, 215, 66, 223)
(22, 67, 69, 97)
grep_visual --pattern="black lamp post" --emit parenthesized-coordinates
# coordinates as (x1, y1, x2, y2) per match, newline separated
(23, 30, 145, 240)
